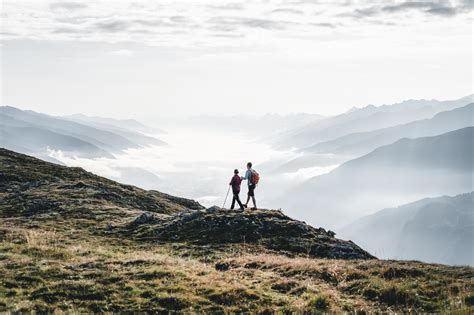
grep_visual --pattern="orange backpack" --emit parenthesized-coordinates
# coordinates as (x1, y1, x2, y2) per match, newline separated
(251, 170, 260, 185)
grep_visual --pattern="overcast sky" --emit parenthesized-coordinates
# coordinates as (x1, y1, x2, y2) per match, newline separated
(1, 0, 472, 119)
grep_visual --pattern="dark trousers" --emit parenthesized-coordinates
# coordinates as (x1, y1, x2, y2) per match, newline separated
(231, 191, 244, 210)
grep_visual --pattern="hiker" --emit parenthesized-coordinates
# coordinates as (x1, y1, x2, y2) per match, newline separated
(229, 169, 244, 210)
(241, 162, 258, 210)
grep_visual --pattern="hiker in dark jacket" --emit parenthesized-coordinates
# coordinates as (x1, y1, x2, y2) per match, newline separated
(241, 162, 257, 210)
(229, 169, 244, 210)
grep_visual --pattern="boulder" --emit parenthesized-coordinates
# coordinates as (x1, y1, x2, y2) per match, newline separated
(206, 206, 223, 213)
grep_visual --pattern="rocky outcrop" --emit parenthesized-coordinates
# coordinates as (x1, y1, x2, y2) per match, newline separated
(133, 208, 375, 260)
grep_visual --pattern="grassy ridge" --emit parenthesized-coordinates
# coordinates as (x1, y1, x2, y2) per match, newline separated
(0, 148, 473, 313)
(1, 222, 473, 313)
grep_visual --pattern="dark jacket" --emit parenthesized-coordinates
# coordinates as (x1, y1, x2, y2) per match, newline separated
(229, 174, 242, 193)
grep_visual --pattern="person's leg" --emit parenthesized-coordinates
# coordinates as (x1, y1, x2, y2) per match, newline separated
(236, 193, 244, 210)
(244, 192, 250, 207)
(231, 194, 236, 210)
(249, 185, 257, 210)
(251, 196, 257, 208)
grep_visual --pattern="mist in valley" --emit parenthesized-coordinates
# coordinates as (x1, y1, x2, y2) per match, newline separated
(45, 123, 339, 209)
(1, 0, 473, 267)
(2, 98, 472, 266)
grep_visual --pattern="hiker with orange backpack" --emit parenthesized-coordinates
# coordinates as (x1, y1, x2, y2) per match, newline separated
(241, 162, 259, 210)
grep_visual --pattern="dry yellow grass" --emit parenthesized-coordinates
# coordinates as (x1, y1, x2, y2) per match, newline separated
(1, 149, 473, 313)
(1, 221, 472, 313)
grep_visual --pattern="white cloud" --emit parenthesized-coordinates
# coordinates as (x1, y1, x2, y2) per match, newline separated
(283, 165, 340, 181)
(110, 49, 134, 56)
(1, 0, 471, 49)
(1, 1, 472, 117)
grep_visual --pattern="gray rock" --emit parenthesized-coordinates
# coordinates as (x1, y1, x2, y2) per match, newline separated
(143, 209, 375, 260)
(134, 212, 156, 225)
(206, 206, 223, 213)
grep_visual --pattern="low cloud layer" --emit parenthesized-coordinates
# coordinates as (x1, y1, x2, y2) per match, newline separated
(49, 1, 88, 11)
(2, 1, 472, 48)
(353, 1, 472, 18)
(2, 1, 472, 118)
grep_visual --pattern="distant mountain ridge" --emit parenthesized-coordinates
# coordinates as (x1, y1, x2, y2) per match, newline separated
(0, 106, 166, 159)
(271, 94, 473, 149)
(64, 113, 165, 135)
(272, 101, 474, 172)
(340, 192, 474, 266)
(345, 127, 473, 171)
(304, 103, 474, 156)
(277, 127, 474, 229)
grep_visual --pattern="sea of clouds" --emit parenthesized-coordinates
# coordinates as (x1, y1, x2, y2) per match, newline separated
(48, 126, 338, 209)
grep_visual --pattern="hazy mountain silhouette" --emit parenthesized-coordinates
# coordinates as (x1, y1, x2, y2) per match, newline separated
(0, 123, 113, 159)
(304, 103, 474, 156)
(0, 106, 165, 158)
(63, 116, 166, 147)
(111, 167, 163, 190)
(340, 192, 474, 266)
(65, 113, 165, 135)
(277, 127, 474, 229)
(271, 95, 473, 149)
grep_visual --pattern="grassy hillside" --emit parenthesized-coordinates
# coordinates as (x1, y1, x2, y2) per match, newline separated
(0, 149, 473, 313)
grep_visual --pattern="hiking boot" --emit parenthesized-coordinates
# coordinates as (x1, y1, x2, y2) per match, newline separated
(250, 207, 257, 210)
(243, 204, 248, 208)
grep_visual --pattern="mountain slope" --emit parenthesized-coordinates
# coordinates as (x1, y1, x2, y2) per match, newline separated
(277, 127, 474, 229)
(65, 113, 165, 135)
(305, 102, 474, 156)
(0, 148, 202, 220)
(271, 95, 473, 149)
(0, 148, 371, 260)
(0, 149, 472, 313)
(63, 114, 166, 146)
(340, 193, 474, 266)
(0, 121, 114, 159)
(0, 106, 165, 157)
(0, 106, 138, 153)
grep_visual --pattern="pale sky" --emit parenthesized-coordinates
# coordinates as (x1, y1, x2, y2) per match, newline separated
(0, 0, 473, 119)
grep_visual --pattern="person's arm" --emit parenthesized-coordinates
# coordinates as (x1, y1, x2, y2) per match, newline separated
(229, 176, 234, 185)
(242, 170, 250, 181)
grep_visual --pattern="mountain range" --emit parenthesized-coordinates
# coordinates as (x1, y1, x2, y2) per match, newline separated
(64, 113, 165, 135)
(271, 95, 473, 150)
(0, 106, 166, 160)
(277, 127, 474, 229)
(340, 192, 474, 266)
(304, 102, 474, 157)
